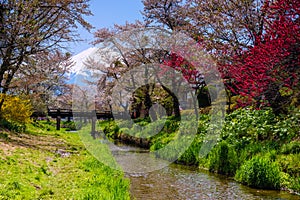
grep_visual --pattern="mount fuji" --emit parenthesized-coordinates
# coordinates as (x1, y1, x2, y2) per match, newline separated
(68, 47, 100, 84)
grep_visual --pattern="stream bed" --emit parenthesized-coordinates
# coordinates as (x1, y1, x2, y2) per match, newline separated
(109, 142, 299, 200)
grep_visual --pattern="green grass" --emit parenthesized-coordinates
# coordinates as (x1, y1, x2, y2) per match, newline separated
(0, 120, 131, 199)
(99, 108, 300, 194)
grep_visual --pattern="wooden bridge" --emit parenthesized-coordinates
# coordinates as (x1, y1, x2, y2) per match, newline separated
(47, 109, 114, 120)
(44, 109, 125, 131)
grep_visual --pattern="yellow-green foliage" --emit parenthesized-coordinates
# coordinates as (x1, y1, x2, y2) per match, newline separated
(0, 94, 32, 124)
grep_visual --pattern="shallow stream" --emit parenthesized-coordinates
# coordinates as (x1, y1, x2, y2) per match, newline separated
(110, 142, 299, 200)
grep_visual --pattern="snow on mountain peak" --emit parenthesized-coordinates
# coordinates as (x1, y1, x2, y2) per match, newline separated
(70, 47, 99, 74)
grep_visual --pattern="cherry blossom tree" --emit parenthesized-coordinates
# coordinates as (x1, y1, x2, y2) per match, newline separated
(10, 50, 74, 113)
(0, 0, 92, 112)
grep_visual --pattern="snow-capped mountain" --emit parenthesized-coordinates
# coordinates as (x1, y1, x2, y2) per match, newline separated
(70, 47, 99, 74)
(68, 47, 100, 84)
(68, 46, 119, 84)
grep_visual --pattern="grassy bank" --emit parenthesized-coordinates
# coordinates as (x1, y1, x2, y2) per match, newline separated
(0, 121, 131, 200)
(101, 107, 300, 195)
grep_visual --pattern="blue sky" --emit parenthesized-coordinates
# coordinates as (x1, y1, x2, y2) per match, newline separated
(70, 0, 144, 55)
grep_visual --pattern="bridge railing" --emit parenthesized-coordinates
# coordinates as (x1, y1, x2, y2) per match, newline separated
(45, 109, 127, 130)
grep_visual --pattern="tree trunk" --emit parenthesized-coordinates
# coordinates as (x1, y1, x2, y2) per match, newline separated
(143, 84, 153, 118)
(161, 84, 181, 119)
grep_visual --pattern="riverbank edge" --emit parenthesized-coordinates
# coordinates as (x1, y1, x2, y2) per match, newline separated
(100, 113, 300, 196)
(105, 128, 300, 196)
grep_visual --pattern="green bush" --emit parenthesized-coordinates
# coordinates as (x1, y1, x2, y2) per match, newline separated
(61, 121, 77, 131)
(273, 108, 300, 140)
(0, 119, 26, 133)
(237, 141, 280, 166)
(235, 156, 281, 189)
(281, 141, 300, 154)
(103, 121, 119, 138)
(277, 154, 300, 177)
(133, 117, 151, 125)
(290, 177, 300, 193)
(221, 108, 276, 144)
(177, 135, 202, 165)
(208, 141, 238, 176)
(164, 117, 180, 133)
